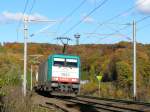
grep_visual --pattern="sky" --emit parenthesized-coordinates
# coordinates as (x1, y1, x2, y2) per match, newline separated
(0, 0, 150, 45)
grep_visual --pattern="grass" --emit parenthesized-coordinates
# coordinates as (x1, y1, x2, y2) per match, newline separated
(0, 86, 60, 112)
(81, 81, 150, 102)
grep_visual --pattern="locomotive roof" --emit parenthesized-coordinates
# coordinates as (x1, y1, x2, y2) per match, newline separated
(48, 54, 80, 59)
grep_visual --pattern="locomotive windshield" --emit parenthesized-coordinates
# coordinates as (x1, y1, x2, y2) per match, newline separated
(53, 58, 78, 67)
(66, 59, 78, 68)
(54, 61, 65, 66)
(66, 62, 77, 67)
(53, 58, 65, 66)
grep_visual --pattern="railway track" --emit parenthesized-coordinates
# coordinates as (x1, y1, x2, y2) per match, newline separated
(78, 95, 150, 106)
(75, 96, 150, 112)
(33, 93, 150, 112)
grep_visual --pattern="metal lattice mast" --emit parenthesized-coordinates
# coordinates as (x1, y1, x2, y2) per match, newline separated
(74, 33, 80, 45)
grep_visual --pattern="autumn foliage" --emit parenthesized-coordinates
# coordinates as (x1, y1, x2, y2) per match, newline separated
(0, 41, 150, 101)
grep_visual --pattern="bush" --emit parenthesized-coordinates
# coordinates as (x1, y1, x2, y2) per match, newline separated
(0, 86, 32, 112)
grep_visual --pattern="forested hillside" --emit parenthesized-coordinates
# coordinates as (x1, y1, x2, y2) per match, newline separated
(0, 41, 150, 101)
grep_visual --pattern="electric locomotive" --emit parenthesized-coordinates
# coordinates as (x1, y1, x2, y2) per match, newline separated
(36, 54, 80, 94)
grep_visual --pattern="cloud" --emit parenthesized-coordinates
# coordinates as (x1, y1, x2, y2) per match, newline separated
(0, 11, 49, 23)
(136, 0, 150, 14)
(82, 13, 95, 23)
(83, 16, 94, 23)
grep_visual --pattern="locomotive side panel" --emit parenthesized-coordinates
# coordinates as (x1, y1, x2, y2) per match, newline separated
(38, 61, 48, 85)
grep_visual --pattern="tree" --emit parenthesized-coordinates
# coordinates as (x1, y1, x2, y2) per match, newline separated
(116, 61, 132, 89)
(89, 65, 96, 82)
(139, 63, 150, 86)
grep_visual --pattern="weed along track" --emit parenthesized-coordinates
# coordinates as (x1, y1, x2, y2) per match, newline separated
(32, 94, 80, 112)
(32, 93, 150, 112)
(39, 103, 69, 112)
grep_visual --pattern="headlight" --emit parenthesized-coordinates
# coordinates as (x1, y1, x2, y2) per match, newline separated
(51, 83, 58, 87)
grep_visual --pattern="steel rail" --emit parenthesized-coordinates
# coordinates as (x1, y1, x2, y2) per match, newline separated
(60, 97, 145, 112)
(77, 95, 150, 106)
(36, 94, 150, 112)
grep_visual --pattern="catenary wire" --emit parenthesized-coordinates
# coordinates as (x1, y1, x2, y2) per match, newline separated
(57, 0, 87, 35)
(62, 0, 109, 36)
(91, 0, 146, 35)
